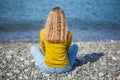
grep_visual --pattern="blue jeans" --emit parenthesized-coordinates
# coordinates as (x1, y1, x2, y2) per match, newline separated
(30, 44, 78, 74)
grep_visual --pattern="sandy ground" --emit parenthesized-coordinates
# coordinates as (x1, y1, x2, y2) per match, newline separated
(0, 41, 120, 80)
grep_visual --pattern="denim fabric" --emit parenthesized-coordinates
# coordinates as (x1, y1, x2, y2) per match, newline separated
(30, 44, 78, 74)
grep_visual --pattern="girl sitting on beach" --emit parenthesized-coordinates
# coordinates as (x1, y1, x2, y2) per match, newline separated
(30, 7, 78, 74)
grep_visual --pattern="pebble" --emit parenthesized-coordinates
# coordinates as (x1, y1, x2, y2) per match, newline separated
(31, 59, 35, 63)
(24, 69, 29, 72)
(117, 75, 120, 80)
(87, 61, 91, 65)
(112, 56, 117, 60)
(18, 77, 23, 79)
(3, 60, 6, 64)
(20, 57, 24, 61)
(8, 50, 13, 54)
(14, 70, 20, 74)
(99, 72, 104, 77)
(20, 65, 24, 68)
(7, 73, 13, 76)
(24, 61, 29, 65)
(24, 75, 28, 79)
(6, 55, 12, 59)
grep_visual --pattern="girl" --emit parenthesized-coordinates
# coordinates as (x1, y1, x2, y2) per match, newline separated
(30, 7, 78, 74)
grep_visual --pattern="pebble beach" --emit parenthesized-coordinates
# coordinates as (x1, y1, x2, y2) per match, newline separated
(0, 41, 120, 80)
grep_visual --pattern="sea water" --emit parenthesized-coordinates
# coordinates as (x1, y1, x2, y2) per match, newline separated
(0, 0, 120, 41)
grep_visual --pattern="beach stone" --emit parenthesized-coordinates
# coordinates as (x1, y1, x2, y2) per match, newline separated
(31, 71, 34, 75)
(16, 58, 20, 62)
(8, 50, 13, 54)
(24, 69, 29, 72)
(20, 65, 24, 68)
(20, 57, 24, 61)
(14, 70, 20, 74)
(31, 59, 35, 63)
(112, 56, 117, 60)
(117, 75, 120, 79)
(87, 61, 91, 65)
(24, 75, 28, 79)
(24, 61, 29, 65)
(7, 73, 13, 76)
(99, 72, 104, 77)
(18, 77, 23, 79)
(6, 55, 12, 59)
(3, 60, 6, 64)
(117, 51, 120, 53)
(68, 74, 72, 79)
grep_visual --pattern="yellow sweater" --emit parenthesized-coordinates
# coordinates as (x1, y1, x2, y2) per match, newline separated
(39, 29, 72, 68)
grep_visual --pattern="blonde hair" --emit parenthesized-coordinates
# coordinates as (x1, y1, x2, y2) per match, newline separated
(44, 7, 68, 43)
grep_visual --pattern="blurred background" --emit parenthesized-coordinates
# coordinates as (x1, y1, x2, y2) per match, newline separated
(0, 0, 120, 41)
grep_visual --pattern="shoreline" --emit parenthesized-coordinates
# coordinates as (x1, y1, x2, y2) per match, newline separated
(0, 41, 120, 79)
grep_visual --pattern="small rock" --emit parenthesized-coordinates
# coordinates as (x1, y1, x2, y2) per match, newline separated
(24, 75, 28, 79)
(3, 60, 6, 64)
(24, 69, 28, 72)
(117, 75, 120, 79)
(20, 57, 24, 61)
(112, 56, 117, 60)
(6, 55, 12, 59)
(31, 71, 34, 75)
(24, 61, 29, 65)
(87, 61, 91, 65)
(117, 51, 120, 53)
(14, 70, 20, 74)
(7, 73, 13, 76)
(99, 72, 104, 77)
(16, 59, 20, 62)
(31, 59, 35, 63)
(68, 74, 72, 79)
(9, 50, 13, 54)
(20, 65, 24, 68)
(18, 77, 23, 79)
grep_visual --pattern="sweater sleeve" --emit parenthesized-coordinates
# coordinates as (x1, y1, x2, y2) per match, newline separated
(66, 31, 72, 52)
(40, 29, 45, 54)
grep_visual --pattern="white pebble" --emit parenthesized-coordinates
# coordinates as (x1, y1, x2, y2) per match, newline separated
(25, 61, 29, 65)
(18, 77, 23, 79)
(9, 50, 13, 54)
(24, 69, 28, 72)
(14, 70, 20, 74)
(31, 59, 35, 63)
(24, 75, 28, 79)
(99, 72, 104, 77)
(6, 55, 12, 59)
(20, 57, 24, 61)
(117, 75, 120, 79)
(7, 73, 13, 76)
(112, 56, 117, 60)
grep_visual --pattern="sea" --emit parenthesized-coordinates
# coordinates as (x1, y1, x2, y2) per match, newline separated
(0, 0, 120, 42)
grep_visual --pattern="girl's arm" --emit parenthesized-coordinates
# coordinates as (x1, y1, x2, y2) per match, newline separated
(40, 30, 45, 55)
(66, 32, 72, 52)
